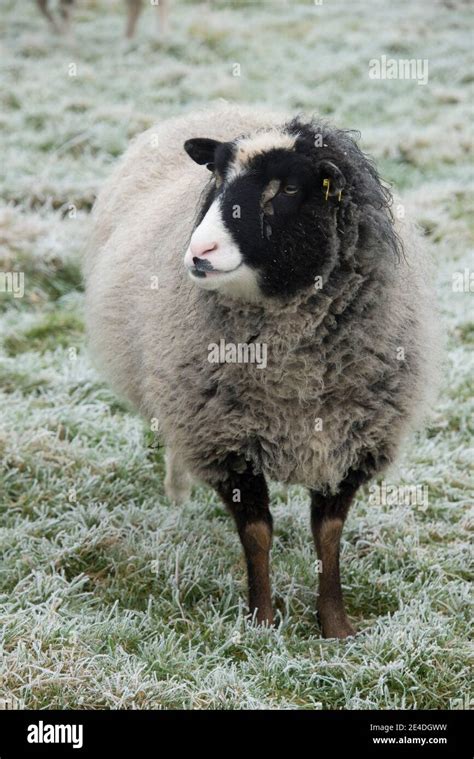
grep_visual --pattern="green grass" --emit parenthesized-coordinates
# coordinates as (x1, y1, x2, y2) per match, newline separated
(4, 310, 84, 356)
(0, 0, 473, 710)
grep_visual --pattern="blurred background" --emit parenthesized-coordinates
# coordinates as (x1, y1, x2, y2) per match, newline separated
(0, 0, 472, 710)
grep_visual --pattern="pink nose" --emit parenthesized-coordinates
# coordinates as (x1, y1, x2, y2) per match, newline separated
(190, 240, 218, 258)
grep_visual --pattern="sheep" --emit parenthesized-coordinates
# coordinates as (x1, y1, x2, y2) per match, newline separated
(35, 0, 169, 38)
(84, 104, 440, 639)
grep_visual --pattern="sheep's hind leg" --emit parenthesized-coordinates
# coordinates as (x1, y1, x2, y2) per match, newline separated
(125, 0, 143, 38)
(36, 0, 61, 32)
(58, 0, 74, 33)
(310, 469, 367, 639)
(217, 463, 273, 626)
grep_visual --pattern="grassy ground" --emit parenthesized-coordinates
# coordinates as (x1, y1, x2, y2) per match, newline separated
(0, 0, 472, 709)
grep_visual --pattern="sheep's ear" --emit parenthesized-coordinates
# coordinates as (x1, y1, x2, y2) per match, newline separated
(317, 159, 346, 196)
(184, 138, 221, 170)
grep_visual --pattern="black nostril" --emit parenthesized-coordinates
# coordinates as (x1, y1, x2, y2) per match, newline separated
(192, 257, 215, 272)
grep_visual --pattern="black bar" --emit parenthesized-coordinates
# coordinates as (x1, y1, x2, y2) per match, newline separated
(0, 709, 470, 756)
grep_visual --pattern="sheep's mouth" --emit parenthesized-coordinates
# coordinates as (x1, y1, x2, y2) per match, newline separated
(189, 261, 243, 279)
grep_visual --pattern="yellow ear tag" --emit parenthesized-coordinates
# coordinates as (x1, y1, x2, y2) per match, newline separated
(323, 178, 330, 201)
(338, 190, 342, 202)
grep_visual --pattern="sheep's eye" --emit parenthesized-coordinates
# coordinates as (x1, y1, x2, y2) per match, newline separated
(282, 184, 299, 195)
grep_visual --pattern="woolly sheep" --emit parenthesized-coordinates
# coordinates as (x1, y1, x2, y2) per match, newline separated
(84, 104, 439, 638)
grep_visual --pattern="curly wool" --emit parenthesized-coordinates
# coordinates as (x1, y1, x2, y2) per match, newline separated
(84, 104, 440, 495)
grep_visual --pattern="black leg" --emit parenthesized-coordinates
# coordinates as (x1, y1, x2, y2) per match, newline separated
(310, 469, 367, 639)
(217, 463, 273, 625)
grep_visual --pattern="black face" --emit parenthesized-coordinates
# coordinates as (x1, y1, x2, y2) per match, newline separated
(184, 131, 348, 299)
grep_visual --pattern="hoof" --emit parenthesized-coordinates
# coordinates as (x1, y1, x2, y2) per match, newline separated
(317, 609, 356, 639)
(322, 622, 356, 640)
(248, 608, 274, 627)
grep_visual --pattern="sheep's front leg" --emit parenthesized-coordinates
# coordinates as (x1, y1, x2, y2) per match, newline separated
(310, 471, 366, 639)
(217, 465, 273, 625)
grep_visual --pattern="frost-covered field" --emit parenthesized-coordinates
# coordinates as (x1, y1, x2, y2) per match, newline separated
(0, 0, 472, 710)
